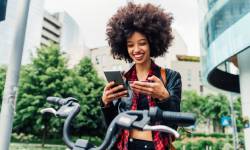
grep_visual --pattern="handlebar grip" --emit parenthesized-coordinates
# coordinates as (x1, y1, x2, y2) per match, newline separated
(162, 111, 196, 126)
(47, 97, 64, 105)
(47, 97, 78, 106)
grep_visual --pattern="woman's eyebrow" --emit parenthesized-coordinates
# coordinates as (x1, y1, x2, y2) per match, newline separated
(127, 39, 147, 43)
(138, 39, 147, 42)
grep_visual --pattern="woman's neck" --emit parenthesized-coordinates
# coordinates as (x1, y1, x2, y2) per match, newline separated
(135, 59, 152, 80)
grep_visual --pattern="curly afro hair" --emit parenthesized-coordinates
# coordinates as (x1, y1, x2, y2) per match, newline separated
(106, 2, 174, 62)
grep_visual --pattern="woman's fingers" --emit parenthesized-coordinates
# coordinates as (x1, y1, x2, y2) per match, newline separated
(106, 84, 125, 95)
(147, 75, 160, 82)
(104, 81, 115, 91)
(131, 87, 151, 95)
(132, 81, 159, 88)
(132, 81, 152, 87)
(107, 89, 128, 99)
(130, 86, 153, 97)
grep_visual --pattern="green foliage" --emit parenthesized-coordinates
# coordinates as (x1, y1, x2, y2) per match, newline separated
(10, 143, 66, 150)
(234, 97, 244, 132)
(181, 91, 238, 132)
(14, 45, 72, 138)
(173, 141, 182, 150)
(174, 139, 230, 150)
(13, 45, 105, 140)
(186, 132, 231, 138)
(181, 91, 206, 123)
(11, 133, 39, 143)
(185, 141, 199, 150)
(79, 135, 102, 146)
(196, 140, 213, 149)
(213, 140, 225, 150)
(72, 57, 105, 135)
(201, 94, 230, 122)
(0, 66, 6, 106)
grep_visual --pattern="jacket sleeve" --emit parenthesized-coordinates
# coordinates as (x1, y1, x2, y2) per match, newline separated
(100, 100, 119, 128)
(156, 69, 182, 112)
(156, 70, 182, 129)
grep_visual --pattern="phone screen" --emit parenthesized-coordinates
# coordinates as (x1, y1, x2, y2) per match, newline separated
(104, 71, 127, 89)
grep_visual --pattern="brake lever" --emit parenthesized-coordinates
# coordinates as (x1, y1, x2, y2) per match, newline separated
(40, 108, 57, 116)
(143, 125, 180, 138)
(56, 103, 76, 117)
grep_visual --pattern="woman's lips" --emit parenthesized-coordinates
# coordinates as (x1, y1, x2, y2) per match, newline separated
(133, 53, 144, 60)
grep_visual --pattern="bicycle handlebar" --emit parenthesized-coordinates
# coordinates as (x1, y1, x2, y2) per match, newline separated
(148, 107, 196, 126)
(41, 97, 196, 150)
(47, 97, 78, 106)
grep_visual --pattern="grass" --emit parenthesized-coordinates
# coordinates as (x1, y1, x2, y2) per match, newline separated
(10, 143, 67, 150)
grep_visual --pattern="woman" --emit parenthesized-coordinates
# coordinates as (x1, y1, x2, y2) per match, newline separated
(101, 2, 182, 150)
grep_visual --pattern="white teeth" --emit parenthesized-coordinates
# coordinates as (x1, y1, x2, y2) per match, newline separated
(134, 54, 143, 58)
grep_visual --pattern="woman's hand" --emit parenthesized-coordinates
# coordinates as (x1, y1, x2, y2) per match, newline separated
(102, 81, 128, 106)
(129, 75, 169, 100)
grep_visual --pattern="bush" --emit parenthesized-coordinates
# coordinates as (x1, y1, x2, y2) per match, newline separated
(196, 140, 213, 149)
(188, 132, 231, 138)
(79, 135, 102, 146)
(209, 133, 227, 138)
(190, 133, 207, 137)
(173, 141, 182, 150)
(222, 143, 233, 150)
(185, 142, 199, 150)
(173, 139, 234, 150)
(11, 133, 39, 143)
(213, 140, 224, 150)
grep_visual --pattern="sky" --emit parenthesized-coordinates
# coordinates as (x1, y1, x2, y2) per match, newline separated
(44, 0, 200, 56)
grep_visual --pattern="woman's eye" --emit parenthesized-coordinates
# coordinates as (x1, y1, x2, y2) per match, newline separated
(127, 44, 133, 48)
(139, 42, 146, 46)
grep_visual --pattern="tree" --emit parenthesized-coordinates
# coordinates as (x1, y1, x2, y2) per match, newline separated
(13, 45, 106, 144)
(181, 90, 206, 123)
(13, 45, 75, 144)
(201, 94, 230, 132)
(181, 91, 231, 133)
(234, 97, 244, 132)
(73, 57, 105, 136)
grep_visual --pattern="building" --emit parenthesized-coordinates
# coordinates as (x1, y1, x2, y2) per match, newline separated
(41, 11, 88, 67)
(41, 11, 61, 47)
(171, 55, 216, 95)
(0, 0, 45, 64)
(90, 46, 131, 78)
(54, 12, 88, 67)
(0, 0, 87, 66)
(198, 0, 250, 149)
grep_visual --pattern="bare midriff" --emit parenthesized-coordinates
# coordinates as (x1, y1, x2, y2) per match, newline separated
(130, 129, 153, 141)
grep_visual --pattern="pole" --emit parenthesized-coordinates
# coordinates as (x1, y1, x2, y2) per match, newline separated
(237, 48, 250, 150)
(230, 93, 239, 150)
(225, 62, 239, 150)
(0, 0, 31, 149)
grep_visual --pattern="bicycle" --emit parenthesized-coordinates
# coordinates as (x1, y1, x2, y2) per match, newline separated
(41, 97, 196, 150)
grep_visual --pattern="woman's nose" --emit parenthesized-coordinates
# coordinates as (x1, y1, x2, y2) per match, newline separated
(134, 44, 140, 52)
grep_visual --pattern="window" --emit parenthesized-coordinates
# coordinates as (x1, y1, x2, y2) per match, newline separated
(200, 85, 204, 93)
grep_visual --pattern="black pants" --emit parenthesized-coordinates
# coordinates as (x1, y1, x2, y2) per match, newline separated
(128, 138, 155, 150)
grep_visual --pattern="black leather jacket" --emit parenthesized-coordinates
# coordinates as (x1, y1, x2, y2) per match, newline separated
(100, 66, 182, 129)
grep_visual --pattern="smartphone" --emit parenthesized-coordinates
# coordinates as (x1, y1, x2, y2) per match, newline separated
(104, 70, 127, 90)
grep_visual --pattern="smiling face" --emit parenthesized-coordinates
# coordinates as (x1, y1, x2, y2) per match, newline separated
(127, 32, 151, 65)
